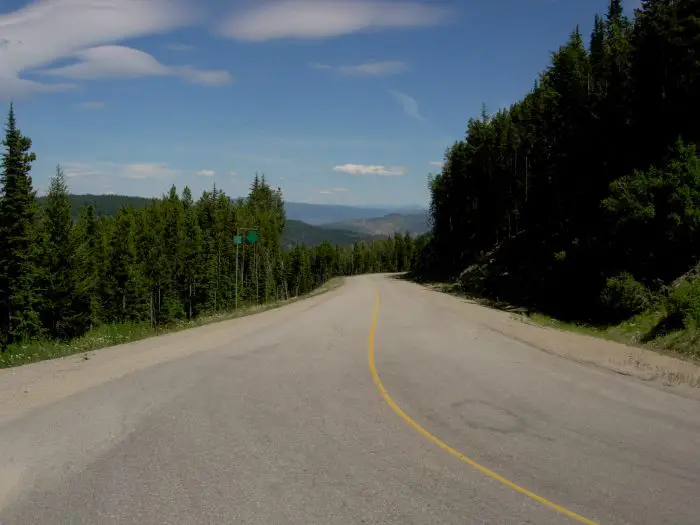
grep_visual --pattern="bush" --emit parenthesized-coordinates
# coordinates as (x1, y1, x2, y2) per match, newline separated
(667, 277, 700, 329)
(600, 272, 651, 319)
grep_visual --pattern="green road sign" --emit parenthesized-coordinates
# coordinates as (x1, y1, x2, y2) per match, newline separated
(246, 231, 259, 244)
(233, 235, 243, 245)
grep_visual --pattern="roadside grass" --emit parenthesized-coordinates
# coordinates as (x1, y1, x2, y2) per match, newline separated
(523, 310, 661, 346)
(403, 274, 700, 362)
(0, 278, 344, 370)
(522, 311, 700, 362)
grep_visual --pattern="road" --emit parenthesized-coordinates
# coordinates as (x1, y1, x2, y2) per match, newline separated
(1, 274, 699, 524)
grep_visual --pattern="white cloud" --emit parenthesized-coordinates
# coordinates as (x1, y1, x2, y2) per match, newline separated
(0, 0, 202, 97)
(63, 161, 105, 179)
(56, 160, 183, 196)
(317, 187, 349, 195)
(39, 45, 232, 86)
(430, 160, 444, 168)
(0, 77, 76, 97)
(311, 60, 408, 76)
(43, 46, 167, 79)
(388, 90, 426, 122)
(75, 101, 105, 110)
(333, 164, 405, 176)
(196, 169, 216, 177)
(217, 0, 448, 42)
(229, 170, 237, 176)
(175, 65, 232, 86)
(62, 160, 180, 182)
(120, 163, 181, 180)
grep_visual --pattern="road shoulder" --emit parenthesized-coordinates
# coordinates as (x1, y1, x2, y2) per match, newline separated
(403, 278, 700, 400)
(0, 278, 346, 425)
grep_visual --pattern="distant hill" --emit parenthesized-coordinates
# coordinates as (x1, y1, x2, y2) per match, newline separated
(282, 220, 382, 248)
(38, 194, 428, 227)
(322, 212, 430, 237)
(283, 202, 427, 225)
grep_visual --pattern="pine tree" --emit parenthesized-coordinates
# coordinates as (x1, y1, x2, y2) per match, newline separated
(104, 207, 148, 323)
(0, 104, 41, 347)
(590, 14, 606, 86)
(71, 204, 103, 330)
(181, 186, 204, 319)
(40, 165, 80, 338)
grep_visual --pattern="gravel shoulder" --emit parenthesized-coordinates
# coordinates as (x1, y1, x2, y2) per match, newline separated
(410, 278, 700, 400)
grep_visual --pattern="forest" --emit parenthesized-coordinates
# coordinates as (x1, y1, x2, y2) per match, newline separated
(414, 0, 700, 354)
(0, 106, 420, 365)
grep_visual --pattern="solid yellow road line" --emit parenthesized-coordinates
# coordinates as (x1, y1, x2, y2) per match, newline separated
(367, 292, 599, 525)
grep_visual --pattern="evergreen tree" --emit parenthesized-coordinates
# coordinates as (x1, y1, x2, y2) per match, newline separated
(181, 186, 204, 319)
(0, 104, 41, 346)
(104, 207, 148, 323)
(71, 204, 103, 330)
(40, 165, 81, 338)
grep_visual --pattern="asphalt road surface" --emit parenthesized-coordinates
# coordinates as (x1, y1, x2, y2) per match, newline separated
(1, 275, 699, 524)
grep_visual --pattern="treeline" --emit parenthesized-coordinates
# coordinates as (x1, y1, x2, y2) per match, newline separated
(0, 105, 417, 351)
(418, 0, 700, 331)
(36, 193, 154, 219)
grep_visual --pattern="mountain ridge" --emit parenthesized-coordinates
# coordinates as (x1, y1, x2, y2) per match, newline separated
(322, 212, 430, 237)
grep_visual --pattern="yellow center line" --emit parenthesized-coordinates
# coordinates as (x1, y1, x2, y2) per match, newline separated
(367, 291, 599, 525)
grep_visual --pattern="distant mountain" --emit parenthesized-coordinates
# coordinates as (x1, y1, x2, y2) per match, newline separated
(38, 194, 428, 227)
(283, 202, 427, 225)
(322, 212, 430, 237)
(282, 220, 382, 248)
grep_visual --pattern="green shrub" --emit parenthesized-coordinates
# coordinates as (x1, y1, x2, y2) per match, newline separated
(667, 277, 700, 329)
(600, 272, 651, 318)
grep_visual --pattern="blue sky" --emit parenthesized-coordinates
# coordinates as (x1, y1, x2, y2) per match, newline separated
(1, 0, 638, 207)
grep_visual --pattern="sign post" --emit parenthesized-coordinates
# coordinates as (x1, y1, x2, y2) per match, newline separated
(234, 226, 259, 309)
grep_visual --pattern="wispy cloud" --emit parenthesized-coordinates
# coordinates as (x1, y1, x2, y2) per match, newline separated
(63, 162, 107, 179)
(0, 0, 196, 98)
(430, 160, 444, 168)
(334, 164, 405, 176)
(217, 0, 448, 42)
(75, 101, 106, 110)
(388, 90, 426, 122)
(40, 45, 232, 86)
(196, 169, 216, 177)
(318, 187, 349, 195)
(63, 161, 181, 181)
(311, 60, 408, 76)
(121, 163, 181, 180)
(229, 170, 237, 177)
